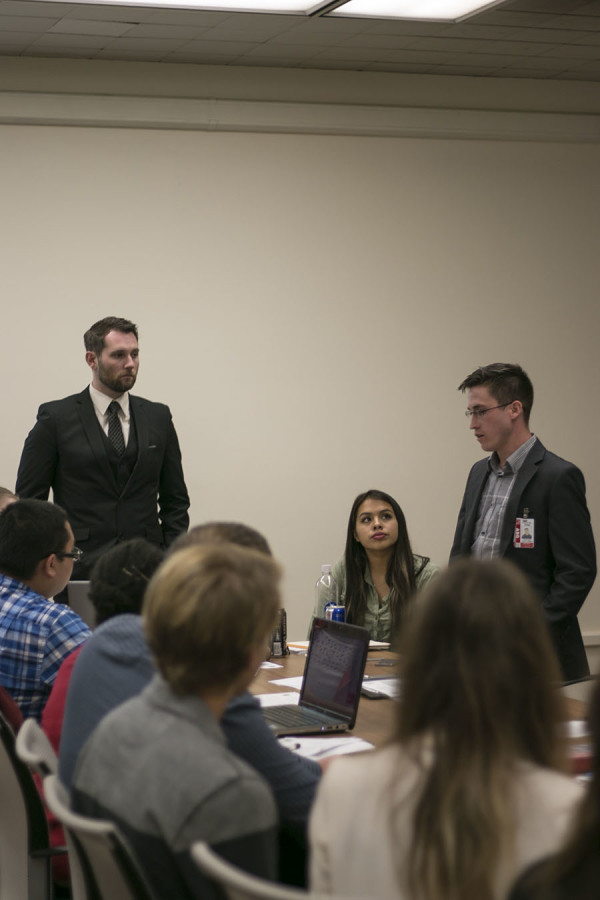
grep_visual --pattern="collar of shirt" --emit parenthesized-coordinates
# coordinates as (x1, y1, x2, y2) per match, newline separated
(489, 433, 537, 477)
(89, 384, 130, 421)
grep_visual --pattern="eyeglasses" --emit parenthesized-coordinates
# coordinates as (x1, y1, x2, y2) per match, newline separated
(54, 547, 83, 563)
(465, 402, 512, 419)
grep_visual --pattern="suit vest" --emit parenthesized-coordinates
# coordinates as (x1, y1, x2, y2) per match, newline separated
(100, 412, 139, 492)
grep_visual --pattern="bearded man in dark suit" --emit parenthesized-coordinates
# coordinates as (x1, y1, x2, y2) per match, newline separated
(16, 317, 189, 579)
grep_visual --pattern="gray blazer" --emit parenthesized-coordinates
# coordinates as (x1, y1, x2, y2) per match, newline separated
(451, 438, 596, 681)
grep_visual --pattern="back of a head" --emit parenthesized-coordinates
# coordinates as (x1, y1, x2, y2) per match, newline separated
(398, 558, 563, 765)
(169, 521, 272, 557)
(0, 499, 68, 582)
(89, 539, 164, 625)
(144, 543, 281, 696)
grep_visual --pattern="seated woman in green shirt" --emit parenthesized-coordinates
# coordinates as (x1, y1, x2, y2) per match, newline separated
(332, 488, 438, 643)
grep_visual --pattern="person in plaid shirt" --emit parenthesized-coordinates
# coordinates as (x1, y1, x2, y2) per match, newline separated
(0, 499, 91, 721)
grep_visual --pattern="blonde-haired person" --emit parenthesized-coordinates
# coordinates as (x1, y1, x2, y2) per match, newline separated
(309, 558, 584, 900)
(72, 543, 282, 900)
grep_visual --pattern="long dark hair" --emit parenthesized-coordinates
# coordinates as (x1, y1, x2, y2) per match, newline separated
(344, 489, 418, 631)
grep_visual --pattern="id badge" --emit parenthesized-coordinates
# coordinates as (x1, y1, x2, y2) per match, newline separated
(514, 517, 534, 549)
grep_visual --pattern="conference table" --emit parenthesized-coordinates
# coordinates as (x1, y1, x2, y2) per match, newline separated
(252, 648, 400, 748)
(251, 648, 590, 757)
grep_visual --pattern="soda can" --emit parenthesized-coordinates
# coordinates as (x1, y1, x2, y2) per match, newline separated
(325, 605, 346, 623)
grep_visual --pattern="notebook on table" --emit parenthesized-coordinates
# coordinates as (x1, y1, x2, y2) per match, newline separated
(262, 617, 370, 736)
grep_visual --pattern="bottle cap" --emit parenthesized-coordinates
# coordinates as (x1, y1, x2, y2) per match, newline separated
(321, 563, 332, 573)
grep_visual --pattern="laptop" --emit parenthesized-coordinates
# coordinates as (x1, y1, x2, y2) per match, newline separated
(67, 581, 97, 630)
(262, 617, 370, 736)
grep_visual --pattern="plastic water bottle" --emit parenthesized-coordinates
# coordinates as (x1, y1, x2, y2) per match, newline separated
(315, 564, 339, 620)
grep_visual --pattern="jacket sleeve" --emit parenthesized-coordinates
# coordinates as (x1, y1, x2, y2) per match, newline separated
(15, 405, 58, 500)
(157, 412, 190, 545)
(542, 464, 596, 624)
(222, 693, 321, 825)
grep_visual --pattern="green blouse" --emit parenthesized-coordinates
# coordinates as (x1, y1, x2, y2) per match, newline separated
(331, 554, 439, 642)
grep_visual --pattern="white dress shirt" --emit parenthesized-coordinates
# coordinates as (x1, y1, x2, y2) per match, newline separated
(89, 384, 131, 446)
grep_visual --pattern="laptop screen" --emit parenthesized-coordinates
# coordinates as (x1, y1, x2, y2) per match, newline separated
(301, 618, 369, 720)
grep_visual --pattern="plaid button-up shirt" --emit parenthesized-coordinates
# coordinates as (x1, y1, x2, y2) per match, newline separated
(471, 434, 537, 560)
(0, 574, 90, 721)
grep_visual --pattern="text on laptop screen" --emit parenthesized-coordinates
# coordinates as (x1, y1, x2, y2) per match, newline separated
(301, 619, 365, 718)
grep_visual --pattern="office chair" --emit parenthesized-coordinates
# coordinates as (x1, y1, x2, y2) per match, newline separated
(192, 841, 335, 900)
(15, 718, 89, 899)
(15, 717, 58, 776)
(0, 683, 24, 733)
(43, 774, 158, 900)
(0, 711, 66, 900)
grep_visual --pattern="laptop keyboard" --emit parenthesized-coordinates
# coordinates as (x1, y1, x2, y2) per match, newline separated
(265, 705, 337, 727)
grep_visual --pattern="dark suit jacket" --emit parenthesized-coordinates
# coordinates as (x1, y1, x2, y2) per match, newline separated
(16, 388, 190, 577)
(450, 439, 596, 681)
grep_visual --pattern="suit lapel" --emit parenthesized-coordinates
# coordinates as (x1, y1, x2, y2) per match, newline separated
(124, 396, 147, 495)
(76, 389, 119, 492)
(463, 462, 490, 552)
(499, 439, 545, 554)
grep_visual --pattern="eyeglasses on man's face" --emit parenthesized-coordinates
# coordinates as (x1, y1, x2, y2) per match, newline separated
(464, 402, 512, 420)
(53, 547, 83, 563)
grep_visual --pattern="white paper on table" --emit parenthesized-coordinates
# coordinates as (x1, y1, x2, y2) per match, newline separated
(278, 735, 374, 759)
(363, 679, 401, 699)
(269, 676, 303, 690)
(287, 640, 389, 651)
(259, 661, 283, 669)
(255, 692, 300, 708)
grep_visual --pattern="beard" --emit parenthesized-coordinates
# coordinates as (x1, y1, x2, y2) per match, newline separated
(97, 363, 137, 394)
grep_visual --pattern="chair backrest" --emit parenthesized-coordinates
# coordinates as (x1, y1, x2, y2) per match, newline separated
(15, 718, 90, 900)
(43, 774, 157, 900)
(0, 711, 54, 900)
(0, 684, 24, 733)
(15, 718, 58, 777)
(192, 842, 311, 900)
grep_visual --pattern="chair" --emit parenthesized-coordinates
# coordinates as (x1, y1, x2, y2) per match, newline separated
(15, 717, 58, 776)
(0, 711, 66, 900)
(192, 841, 315, 900)
(16, 718, 89, 899)
(0, 683, 24, 733)
(43, 774, 158, 900)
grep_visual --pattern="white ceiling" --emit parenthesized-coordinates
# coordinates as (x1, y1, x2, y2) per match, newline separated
(0, 0, 599, 80)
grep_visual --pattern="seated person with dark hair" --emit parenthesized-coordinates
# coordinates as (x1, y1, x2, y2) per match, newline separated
(72, 543, 281, 899)
(59, 522, 321, 887)
(44, 538, 164, 781)
(0, 499, 90, 721)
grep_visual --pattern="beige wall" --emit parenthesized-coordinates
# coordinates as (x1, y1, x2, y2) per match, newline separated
(1, 60, 599, 643)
